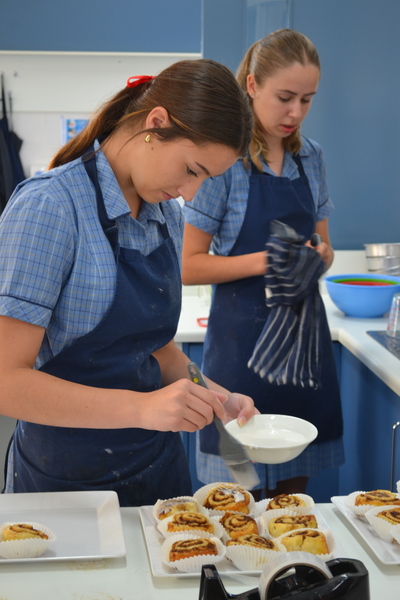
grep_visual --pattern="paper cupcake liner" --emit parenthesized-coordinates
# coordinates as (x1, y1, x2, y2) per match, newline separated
(225, 537, 285, 571)
(390, 523, 400, 545)
(275, 527, 335, 563)
(345, 491, 400, 521)
(345, 491, 370, 520)
(157, 513, 224, 539)
(193, 482, 256, 516)
(219, 515, 264, 543)
(0, 522, 56, 559)
(161, 533, 225, 573)
(262, 494, 315, 516)
(261, 509, 319, 538)
(365, 505, 400, 543)
(253, 498, 270, 517)
(152, 496, 206, 522)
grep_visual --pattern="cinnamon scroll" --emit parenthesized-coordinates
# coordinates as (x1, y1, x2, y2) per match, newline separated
(376, 508, 400, 525)
(166, 512, 214, 534)
(355, 490, 400, 507)
(226, 534, 278, 551)
(266, 494, 306, 511)
(219, 512, 258, 539)
(267, 514, 318, 538)
(154, 497, 200, 521)
(203, 484, 251, 514)
(169, 537, 218, 561)
(280, 528, 329, 555)
(1, 523, 49, 541)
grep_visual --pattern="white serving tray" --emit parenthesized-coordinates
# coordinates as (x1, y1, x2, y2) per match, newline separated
(0, 490, 126, 563)
(331, 495, 400, 565)
(139, 504, 344, 578)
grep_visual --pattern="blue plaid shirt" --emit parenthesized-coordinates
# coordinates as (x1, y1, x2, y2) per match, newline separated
(0, 143, 184, 368)
(183, 136, 333, 256)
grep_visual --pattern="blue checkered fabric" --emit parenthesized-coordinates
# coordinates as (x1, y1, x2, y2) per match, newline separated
(183, 135, 333, 257)
(0, 142, 184, 368)
(195, 432, 344, 491)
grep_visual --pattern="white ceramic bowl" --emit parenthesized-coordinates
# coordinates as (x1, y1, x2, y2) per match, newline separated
(224, 415, 318, 464)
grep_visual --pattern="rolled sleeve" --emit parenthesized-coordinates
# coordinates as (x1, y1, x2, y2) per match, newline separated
(183, 164, 251, 256)
(0, 181, 76, 327)
(301, 137, 334, 221)
(183, 174, 229, 236)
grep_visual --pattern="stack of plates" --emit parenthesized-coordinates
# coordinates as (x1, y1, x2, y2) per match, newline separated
(364, 243, 400, 276)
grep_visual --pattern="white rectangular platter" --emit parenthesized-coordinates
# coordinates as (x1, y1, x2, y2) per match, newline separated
(331, 495, 400, 565)
(139, 504, 345, 578)
(0, 490, 126, 563)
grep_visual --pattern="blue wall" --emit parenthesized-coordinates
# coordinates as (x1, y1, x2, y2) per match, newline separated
(2, 0, 399, 250)
(0, 0, 201, 53)
(292, 0, 400, 250)
(202, 0, 247, 76)
(203, 0, 400, 250)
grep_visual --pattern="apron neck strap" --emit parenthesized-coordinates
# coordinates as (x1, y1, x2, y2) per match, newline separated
(82, 143, 172, 245)
(82, 145, 119, 250)
(250, 153, 306, 176)
(292, 153, 306, 176)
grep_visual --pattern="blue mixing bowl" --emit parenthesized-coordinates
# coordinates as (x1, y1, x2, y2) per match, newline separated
(324, 273, 400, 318)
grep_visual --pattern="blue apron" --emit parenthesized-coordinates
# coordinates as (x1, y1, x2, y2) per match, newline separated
(10, 148, 192, 506)
(200, 157, 343, 454)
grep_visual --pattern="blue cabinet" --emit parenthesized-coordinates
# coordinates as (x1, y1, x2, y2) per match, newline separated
(337, 346, 400, 495)
(306, 342, 341, 502)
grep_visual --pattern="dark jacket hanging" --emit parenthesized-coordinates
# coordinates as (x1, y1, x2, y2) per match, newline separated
(0, 74, 25, 213)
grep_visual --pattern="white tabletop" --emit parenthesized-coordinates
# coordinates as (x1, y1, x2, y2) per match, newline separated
(0, 504, 399, 599)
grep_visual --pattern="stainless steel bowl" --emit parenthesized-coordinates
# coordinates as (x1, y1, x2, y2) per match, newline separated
(366, 256, 400, 272)
(364, 243, 400, 257)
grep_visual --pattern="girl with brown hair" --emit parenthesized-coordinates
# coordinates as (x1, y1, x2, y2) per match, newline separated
(0, 59, 255, 506)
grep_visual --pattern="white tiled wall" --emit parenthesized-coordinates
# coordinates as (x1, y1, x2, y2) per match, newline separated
(3, 51, 201, 177)
(320, 250, 368, 294)
(13, 112, 90, 177)
(325, 250, 367, 276)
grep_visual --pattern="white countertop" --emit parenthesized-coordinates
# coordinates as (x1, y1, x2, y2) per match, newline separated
(176, 292, 400, 398)
(0, 504, 399, 599)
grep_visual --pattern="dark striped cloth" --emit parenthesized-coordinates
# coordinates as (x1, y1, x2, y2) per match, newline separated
(248, 234, 325, 388)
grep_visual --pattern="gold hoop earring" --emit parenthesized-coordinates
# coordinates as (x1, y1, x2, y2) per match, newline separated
(144, 133, 151, 143)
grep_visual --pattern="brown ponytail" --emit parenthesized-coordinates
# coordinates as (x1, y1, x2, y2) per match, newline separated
(49, 59, 252, 169)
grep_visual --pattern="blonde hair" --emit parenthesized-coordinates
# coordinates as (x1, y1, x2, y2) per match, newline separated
(236, 29, 321, 171)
